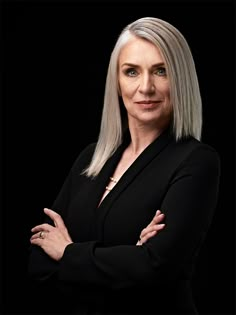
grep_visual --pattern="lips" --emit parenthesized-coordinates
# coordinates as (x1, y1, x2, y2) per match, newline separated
(135, 100, 161, 108)
(136, 100, 160, 104)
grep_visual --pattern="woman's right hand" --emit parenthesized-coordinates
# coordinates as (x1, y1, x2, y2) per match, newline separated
(136, 210, 165, 246)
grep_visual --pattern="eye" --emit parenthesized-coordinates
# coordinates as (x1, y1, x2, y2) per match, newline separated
(124, 68, 138, 77)
(155, 67, 167, 76)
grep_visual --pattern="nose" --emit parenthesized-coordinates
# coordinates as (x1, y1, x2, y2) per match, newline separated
(138, 73, 155, 94)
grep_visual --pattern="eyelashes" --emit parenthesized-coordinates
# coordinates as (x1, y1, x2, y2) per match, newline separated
(155, 67, 167, 76)
(123, 67, 167, 77)
(124, 68, 138, 77)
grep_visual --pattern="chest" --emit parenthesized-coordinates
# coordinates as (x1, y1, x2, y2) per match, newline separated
(98, 149, 140, 206)
(65, 157, 171, 245)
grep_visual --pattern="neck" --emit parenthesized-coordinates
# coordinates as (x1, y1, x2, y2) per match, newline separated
(128, 123, 165, 156)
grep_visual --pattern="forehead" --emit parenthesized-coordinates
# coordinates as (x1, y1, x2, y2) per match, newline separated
(118, 36, 165, 65)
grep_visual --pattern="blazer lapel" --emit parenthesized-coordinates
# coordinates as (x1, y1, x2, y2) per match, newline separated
(94, 129, 174, 240)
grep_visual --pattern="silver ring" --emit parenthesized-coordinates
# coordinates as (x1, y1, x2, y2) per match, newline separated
(39, 231, 45, 239)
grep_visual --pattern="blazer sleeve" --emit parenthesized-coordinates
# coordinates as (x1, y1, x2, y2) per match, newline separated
(58, 146, 220, 289)
(27, 143, 96, 281)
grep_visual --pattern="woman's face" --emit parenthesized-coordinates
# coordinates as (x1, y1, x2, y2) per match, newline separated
(118, 36, 172, 130)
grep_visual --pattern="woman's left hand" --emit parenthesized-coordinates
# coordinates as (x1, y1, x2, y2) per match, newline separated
(30, 208, 73, 261)
(136, 210, 165, 246)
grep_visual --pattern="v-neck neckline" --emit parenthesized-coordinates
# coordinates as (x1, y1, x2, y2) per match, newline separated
(96, 128, 173, 210)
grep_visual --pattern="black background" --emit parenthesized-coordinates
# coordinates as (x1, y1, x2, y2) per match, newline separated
(1, 0, 235, 314)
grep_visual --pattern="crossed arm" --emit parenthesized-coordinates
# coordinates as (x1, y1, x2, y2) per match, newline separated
(30, 208, 165, 261)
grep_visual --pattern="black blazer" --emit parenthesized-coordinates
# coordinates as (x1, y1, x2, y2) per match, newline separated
(28, 130, 220, 314)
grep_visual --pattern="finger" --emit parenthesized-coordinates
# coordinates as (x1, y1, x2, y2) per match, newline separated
(136, 239, 142, 246)
(30, 237, 43, 246)
(30, 230, 48, 240)
(31, 223, 54, 233)
(44, 208, 66, 229)
(147, 211, 163, 226)
(141, 224, 165, 243)
(140, 223, 165, 239)
(30, 232, 42, 240)
(140, 224, 159, 238)
(147, 213, 165, 227)
(141, 230, 157, 244)
(152, 213, 165, 224)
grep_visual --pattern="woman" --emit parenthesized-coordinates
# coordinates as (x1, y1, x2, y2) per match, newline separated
(28, 17, 220, 314)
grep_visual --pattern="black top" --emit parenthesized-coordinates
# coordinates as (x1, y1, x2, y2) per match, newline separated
(28, 129, 220, 314)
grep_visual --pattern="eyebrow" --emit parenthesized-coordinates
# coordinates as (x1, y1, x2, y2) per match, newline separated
(121, 62, 165, 68)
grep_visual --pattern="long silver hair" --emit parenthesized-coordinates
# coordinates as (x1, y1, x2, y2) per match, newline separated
(83, 17, 202, 178)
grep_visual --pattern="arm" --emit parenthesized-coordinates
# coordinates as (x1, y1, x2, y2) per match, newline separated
(28, 143, 96, 280)
(56, 147, 220, 289)
(30, 208, 165, 259)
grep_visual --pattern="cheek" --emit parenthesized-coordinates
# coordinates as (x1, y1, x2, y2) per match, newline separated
(120, 83, 134, 99)
(165, 102, 173, 118)
(162, 88, 172, 112)
(160, 83, 170, 96)
(119, 77, 138, 97)
(162, 86, 171, 104)
(118, 79, 126, 96)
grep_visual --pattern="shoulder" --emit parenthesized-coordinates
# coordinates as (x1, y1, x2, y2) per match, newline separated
(174, 137, 220, 173)
(71, 143, 96, 173)
(182, 137, 220, 160)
